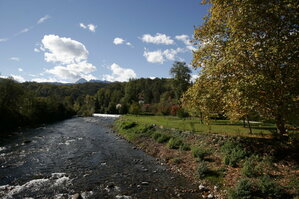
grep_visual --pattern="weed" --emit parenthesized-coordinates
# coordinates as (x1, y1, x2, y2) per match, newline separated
(157, 134, 172, 143)
(170, 157, 182, 164)
(167, 138, 183, 149)
(197, 160, 209, 178)
(180, 143, 191, 151)
(192, 146, 211, 160)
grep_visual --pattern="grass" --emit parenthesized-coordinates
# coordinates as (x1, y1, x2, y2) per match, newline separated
(124, 115, 276, 137)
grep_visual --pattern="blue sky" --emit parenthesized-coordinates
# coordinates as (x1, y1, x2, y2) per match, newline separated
(0, 0, 209, 83)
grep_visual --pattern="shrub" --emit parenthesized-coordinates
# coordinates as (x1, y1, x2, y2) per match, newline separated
(258, 175, 289, 199)
(157, 134, 172, 143)
(167, 138, 183, 149)
(197, 160, 210, 178)
(221, 141, 247, 167)
(152, 132, 162, 140)
(177, 108, 189, 118)
(228, 178, 255, 199)
(180, 143, 191, 151)
(241, 155, 263, 177)
(192, 146, 210, 160)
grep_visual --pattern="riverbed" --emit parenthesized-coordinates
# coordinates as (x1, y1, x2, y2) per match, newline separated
(0, 117, 200, 198)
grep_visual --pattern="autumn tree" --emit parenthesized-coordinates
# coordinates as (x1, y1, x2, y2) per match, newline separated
(187, 0, 299, 134)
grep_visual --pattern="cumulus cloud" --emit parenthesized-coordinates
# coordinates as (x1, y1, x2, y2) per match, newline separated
(143, 48, 184, 64)
(34, 48, 40, 52)
(18, 68, 23, 72)
(141, 33, 174, 45)
(80, 23, 97, 32)
(42, 34, 88, 64)
(175, 34, 196, 51)
(37, 15, 51, 24)
(103, 63, 137, 82)
(113, 37, 124, 45)
(0, 75, 26, 82)
(11, 75, 25, 82)
(41, 34, 96, 82)
(143, 50, 165, 64)
(46, 61, 96, 80)
(0, 38, 8, 42)
(113, 37, 132, 46)
(10, 57, 20, 61)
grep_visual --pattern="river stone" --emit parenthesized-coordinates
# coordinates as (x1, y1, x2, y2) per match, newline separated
(72, 193, 82, 199)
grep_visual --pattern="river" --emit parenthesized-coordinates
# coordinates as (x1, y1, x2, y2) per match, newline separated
(0, 117, 200, 199)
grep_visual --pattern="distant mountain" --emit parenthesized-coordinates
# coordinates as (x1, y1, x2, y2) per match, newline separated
(75, 78, 88, 84)
(75, 78, 110, 84)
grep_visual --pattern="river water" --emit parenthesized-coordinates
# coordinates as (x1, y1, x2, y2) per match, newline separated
(0, 117, 200, 199)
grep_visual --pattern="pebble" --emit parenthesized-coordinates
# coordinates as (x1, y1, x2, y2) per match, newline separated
(207, 193, 214, 198)
(72, 193, 82, 199)
(141, 181, 149, 185)
(198, 184, 205, 191)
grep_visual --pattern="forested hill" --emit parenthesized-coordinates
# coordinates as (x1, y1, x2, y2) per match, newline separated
(0, 76, 186, 134)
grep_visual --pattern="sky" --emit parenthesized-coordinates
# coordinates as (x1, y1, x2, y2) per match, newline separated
(0, 0, 209, 83)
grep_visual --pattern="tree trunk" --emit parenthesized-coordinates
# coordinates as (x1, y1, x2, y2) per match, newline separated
(276, 114, 286, 135)
(246, 115, 252, 134)
(242, 117, 246, 127)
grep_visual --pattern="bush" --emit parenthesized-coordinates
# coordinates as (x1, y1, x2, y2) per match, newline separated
(241, 155, 263, 177)
(167, 138, 183, 149)
(192, 146, 210, 160)
(258, 175, 289, 199)
(228, 178, 255, 199)
(197, 160, 210, 178)
(221, 141, 247, 167)
(180, 143, 191, 151)
(157, 134, 172, 143)
(177, 108, 189, 118)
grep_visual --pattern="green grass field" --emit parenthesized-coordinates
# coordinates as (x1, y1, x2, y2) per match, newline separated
(123, 115, 277, 137)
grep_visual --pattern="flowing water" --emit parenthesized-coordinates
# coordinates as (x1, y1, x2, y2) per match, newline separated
(0, 117, 200, 199)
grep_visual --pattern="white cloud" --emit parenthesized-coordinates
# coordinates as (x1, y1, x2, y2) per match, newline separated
(18, 68, 23, 72)
(10, 57, 20, 61)
(103, 63, 137, 82)
(11, 75, 25, 82)
(46, 61, 96, 80)
(42, 34, 88, 64)
(41, 34, 96, 82)
(37, 15, 50, 24)
(20, 28, 30, 33)
(113, 37, 125, 45)
(113, 37, 132, 46)
(143, 50, 165, 64)
(80, 23, 87, 29)
(163, 48, 183, 61)
(34, 48, 40, 52)
(186, 45, 197, 51)
(175, 34, 196, 51)
(143, 48, 184, 64)
(0, 38, 8, 42)
(191, 74, 199, 82)
(141, 33, 174, 45)
(31, 77, 63, 83)
(175, 34, 191, 45)
(87, 24, 96, 32)
(80, 23, 97, 32)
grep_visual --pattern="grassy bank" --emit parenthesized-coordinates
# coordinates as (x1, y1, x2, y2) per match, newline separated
(114, 115, 299, 199)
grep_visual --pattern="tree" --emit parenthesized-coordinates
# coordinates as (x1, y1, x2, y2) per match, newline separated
(170, 61, 192, 100)
(188, 0, 299, 134)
